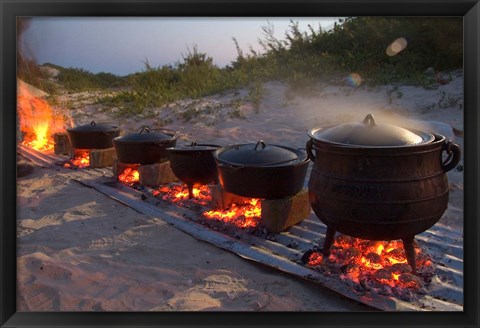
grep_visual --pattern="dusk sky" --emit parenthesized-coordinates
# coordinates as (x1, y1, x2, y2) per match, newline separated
(20, 17, 339, 76)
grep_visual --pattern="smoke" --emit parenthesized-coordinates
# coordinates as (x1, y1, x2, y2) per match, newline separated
(17, 17, 43, 83)
(17, 18, 32, 63)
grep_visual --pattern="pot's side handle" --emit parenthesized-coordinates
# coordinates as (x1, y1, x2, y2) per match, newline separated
(441, 140, 461, 172)
(306, 139, 316, 162)
(217, 162, 244, 171)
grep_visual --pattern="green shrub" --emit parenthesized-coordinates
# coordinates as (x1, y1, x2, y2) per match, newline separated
(56, 67, 124, 91)
(18, 17, 462, 119)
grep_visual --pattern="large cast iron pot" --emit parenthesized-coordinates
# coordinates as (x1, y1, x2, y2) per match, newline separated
(214, 140, 310, 199)
(67, 121, 120, 149)
(306, 114, 461, 241)
(167, 141, 222, 198)
(113, 127, 177, 164)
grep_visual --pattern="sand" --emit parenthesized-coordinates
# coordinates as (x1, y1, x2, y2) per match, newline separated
(16, 71, 464, 311)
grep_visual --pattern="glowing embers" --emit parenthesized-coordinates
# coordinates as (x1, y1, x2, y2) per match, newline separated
(18, 93, 66, 152)
(63, 151, 90, 169)
(153, 184, 212, 206)
(118, 167, 140, 184)
(304, 235, 434, 298)
(204, 198, 261, 228)
(152, 184, 261, 228)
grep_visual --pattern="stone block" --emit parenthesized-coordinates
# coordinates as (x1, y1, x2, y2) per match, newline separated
(138, 161, 178, 186)
(89, 148, 117, 168)
(260, 188, 310, 233)
(53, 132, 72, 155)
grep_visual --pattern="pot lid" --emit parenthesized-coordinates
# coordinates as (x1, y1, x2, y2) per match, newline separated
(115, 127, 176, 142)
(67, 121, 118, 132)
(308, 114, 435, 147)
(215, 140, 307, 166)
(167, 141, 221, 153)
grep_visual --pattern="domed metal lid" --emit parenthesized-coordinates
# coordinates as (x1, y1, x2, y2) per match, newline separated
(215, 140, 307, 167)
(167, 141, 221, 153)
(308, 114, 435, 147)
(67, 121, 118, 132)
(114, 127, 176, 143)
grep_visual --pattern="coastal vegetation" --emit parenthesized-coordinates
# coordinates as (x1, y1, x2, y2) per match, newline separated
(18, 17, 463, 116)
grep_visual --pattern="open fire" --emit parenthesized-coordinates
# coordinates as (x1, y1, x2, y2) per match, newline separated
(303, 234, 434, 299)
(18, 85, 66, 152)
(152, 184, 261, 228)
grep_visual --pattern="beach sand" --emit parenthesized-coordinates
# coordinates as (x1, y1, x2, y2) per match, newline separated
(16, 72, 464, 311)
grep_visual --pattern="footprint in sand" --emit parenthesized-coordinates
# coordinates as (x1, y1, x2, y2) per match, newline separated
(17, 225, 36, 237)
(88, 237, 115, 250)
(25, 258, 73, 282)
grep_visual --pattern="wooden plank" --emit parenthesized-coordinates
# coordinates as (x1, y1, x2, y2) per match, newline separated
(18, 145, 115, 181)
(18, 144, 64, 167)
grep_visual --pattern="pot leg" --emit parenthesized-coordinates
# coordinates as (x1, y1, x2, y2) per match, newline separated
(322, 227, 336, 256)
(402, 236, 417, 275)
(186, 183, 194, 199)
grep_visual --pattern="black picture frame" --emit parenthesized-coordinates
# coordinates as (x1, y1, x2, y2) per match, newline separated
(1, 0, 479, 327)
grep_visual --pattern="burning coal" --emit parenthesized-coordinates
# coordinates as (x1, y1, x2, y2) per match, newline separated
(303, 235, 434, 299)
(118, 167, 140, 184)
(63, 152, 90, 169)
(153, 184, 212, 206)
(152, 184, 261, 228)
(204, 199, 261, 228)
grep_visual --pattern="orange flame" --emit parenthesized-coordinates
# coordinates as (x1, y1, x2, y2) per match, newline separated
(118, 167, 140, 184)
(18, 90, 65, 151)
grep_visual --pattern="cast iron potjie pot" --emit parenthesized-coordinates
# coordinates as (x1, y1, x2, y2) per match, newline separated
(306, 114, 461, 272)
(214, 140, 310, 199)
(113, 127, 177, 165)
(67, 121, 120, 149)
(167, 141, 222, 198)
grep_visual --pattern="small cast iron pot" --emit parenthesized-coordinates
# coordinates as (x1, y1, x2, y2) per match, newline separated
(214, 140, 310, 199)
(113, 127, 177, 165)
(67, 121, 120, 149)
(167, 141, 222, 198)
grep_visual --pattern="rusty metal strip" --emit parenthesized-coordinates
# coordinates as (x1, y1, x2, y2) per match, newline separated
(72, 177, 413, 311)
(18, 145, 464, 312)
(76, 177, 466, 312)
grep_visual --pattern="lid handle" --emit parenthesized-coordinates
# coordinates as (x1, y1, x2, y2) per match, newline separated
(90, 121, 96, 125)
(362, 114, 376, 126)
(191, 141, 198, 146)
(139, 126, 151, 134)
(254, 140, 266, 151)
